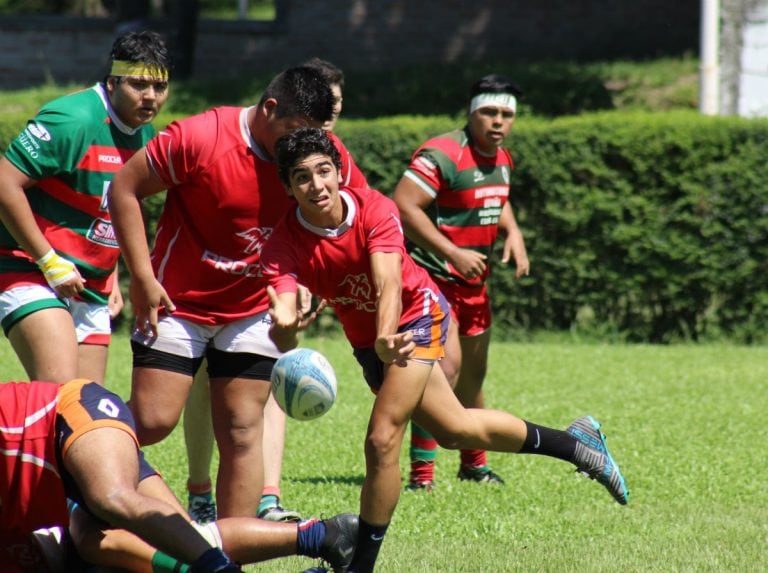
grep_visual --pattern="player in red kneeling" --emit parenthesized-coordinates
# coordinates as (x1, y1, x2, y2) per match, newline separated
(260, 127, 629, 573)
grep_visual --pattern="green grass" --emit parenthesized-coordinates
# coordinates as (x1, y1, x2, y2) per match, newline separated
(3, 334, 765, 571)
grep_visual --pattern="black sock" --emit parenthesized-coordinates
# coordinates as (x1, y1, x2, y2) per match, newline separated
(348, 517, 389, 573)
(519, 421, 577, 462)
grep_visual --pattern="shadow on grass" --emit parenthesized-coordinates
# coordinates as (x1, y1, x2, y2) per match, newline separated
(287, 474, 365, 487)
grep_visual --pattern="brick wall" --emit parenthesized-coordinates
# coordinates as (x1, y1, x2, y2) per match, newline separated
(0, 1, 700, 89)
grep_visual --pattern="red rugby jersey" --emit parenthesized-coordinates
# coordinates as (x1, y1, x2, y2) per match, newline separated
(0, 381, 68, 537)
(262, 186, 442, 348)
(146, 106, 366, 324)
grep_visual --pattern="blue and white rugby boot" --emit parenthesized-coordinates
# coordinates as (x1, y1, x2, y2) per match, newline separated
(567, 415, 629, 505)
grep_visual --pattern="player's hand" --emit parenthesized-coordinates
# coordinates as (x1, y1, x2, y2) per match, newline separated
(297, 284, 312, 315)
(375, 331, 415, 367)
(267, 286, 299, 329)
(500, 235, 530, 278)
(108, 284, 125, 319)
(267, 285, 302, 351)
(130, 276, 175, 337)
(513, 251, 530, 279)
(449, 247, 487, 281)
(35, 249, 85, 298)
(297, 297, 328, 330)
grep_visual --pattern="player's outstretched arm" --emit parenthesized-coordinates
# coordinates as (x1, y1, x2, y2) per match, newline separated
(267, 285, 301, 352)
(370, 252, 415, 366)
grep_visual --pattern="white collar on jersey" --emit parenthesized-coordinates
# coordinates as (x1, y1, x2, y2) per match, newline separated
(240, 107, 272, 161)
(296, 190, 356, 237)
(94, 83, 142, 136)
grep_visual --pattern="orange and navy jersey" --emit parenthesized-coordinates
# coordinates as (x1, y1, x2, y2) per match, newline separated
(401, 127, 513, 286)
(0, 84, 155, 303)
(145, 106, 367, 325)
(0, 379, 139, 538)
(261, 185, 444, 348)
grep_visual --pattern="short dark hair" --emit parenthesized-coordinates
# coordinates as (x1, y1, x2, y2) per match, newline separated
(469, 74, 523, 99)
(258, 66, 334, 123)
(105, 30, 171, 82)
(275, 127, 342, 187)
(302, 57, 345, 88)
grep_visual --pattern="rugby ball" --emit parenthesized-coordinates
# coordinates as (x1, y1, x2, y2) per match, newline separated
(271, 348, 337, 421)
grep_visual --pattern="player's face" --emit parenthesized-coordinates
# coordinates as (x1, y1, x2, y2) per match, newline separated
(287, 153, 344, 227)
(468, 105, 515, 155)
(107, 75, 169, 128)
(322, 83, 344, 131)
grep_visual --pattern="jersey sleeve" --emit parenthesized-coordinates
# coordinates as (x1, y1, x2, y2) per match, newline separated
(146, 112, 214, 187)
(3, 106, 92, 180)
(330, 133, 368, 189)
(402, 146, 453, 199)
(260, 224, 300, 294)
(364, 191, 408, 256)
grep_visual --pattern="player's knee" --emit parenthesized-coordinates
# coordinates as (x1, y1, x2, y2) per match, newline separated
(133, 420, 174, 446)
(364, 425, 402, 463)
(215, 418, 261, 454)
(85, 487, 138, 528)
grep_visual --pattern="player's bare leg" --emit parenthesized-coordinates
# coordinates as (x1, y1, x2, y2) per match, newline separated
(8, 307, 78, 382)
(185, 365, 217, 522)
(453, 328, 504, 483)
(351, 360, 431, 572)
(77, 343, 109, 384)
(258, 394, 301, 521)
(64, 427, 214, 564)
(129, 368, 194, 446)
(415, 364, 630, 504)
(210, 375, 270, 518)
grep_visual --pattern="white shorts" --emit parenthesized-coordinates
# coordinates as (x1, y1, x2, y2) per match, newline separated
(0, 284, 111, 344)
(131, 310, 281, 359)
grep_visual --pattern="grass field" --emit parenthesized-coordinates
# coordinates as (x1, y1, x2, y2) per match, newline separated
(2, 333, 765, 572)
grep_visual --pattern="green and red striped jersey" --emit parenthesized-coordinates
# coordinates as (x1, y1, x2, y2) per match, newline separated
(0, 84, 155, 303)
(401, 127, 513, 286)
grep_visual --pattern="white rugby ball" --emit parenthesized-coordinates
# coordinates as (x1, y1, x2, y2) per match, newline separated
(271, 348, 337, 421)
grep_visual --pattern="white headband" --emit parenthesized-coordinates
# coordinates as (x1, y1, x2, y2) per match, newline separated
(469, 93, 517, 114)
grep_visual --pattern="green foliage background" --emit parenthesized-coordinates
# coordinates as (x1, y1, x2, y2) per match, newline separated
(1, 57, 765, 343)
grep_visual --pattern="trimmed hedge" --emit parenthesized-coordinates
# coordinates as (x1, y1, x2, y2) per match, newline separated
(337, 112, 768, 343)
(2, 110, 766, 342)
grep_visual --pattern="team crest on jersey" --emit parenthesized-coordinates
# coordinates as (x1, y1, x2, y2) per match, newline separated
(502, 166, 510, 184)
(87, 218, 118, 247)
(236, 227, 273, 255)
(340, 273, 371, 299)
(331, 274, 377, 312)
(27, 122, 52, 142)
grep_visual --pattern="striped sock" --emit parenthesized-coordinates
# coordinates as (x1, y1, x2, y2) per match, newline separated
(410, 422, 438, 482)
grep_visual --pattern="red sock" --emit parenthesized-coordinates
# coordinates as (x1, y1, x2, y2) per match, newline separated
(188, 479, 212, 495)
(460, 449, 487, 469)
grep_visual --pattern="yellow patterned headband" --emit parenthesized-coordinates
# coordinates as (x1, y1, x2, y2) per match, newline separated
(110, 60, 169, 80)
